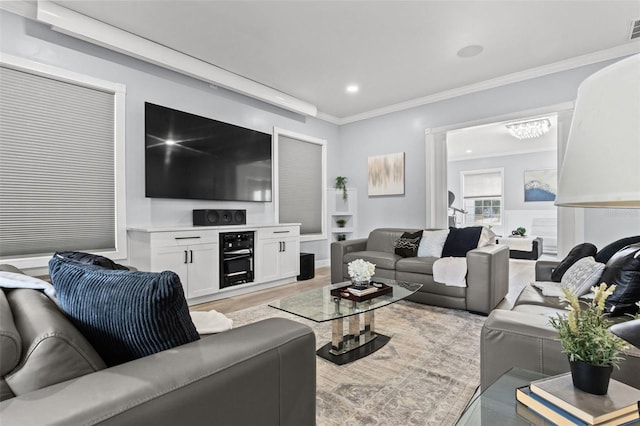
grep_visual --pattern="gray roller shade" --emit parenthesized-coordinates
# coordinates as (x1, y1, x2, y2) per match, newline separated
(0, 65, 116, 257)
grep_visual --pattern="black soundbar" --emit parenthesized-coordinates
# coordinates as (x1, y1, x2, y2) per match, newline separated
(193, 209, 246, 226)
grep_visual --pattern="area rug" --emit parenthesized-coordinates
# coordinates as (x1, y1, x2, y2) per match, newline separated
(227, 300, 486, 425)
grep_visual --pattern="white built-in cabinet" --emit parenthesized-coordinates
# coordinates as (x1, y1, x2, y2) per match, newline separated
(328, 187, 358, 243)
(128, 230, 219, 300)
(128, 224, 300, 304)
(255, 226, 300, 282)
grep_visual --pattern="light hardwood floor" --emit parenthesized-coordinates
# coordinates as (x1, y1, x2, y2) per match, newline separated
(191, 259, 537, 314)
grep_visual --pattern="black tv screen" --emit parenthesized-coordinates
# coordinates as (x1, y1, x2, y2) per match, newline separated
(145, 102, 272, 202)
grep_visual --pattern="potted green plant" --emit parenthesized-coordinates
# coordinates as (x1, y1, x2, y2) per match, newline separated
(336, 218, 346, 228)
(512, 227, 526, 237)
(549, 284, 627, 395)
(337, 234, 346, 241)
(335, 176, 348, 201)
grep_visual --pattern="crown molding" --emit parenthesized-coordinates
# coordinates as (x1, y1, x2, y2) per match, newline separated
(34, 1, 316, 117)
(0, 1, 36, 19)
(333, 43, 640, 125)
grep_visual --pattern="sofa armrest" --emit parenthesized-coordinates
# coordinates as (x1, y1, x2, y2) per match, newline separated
(331, 238, 367, 283)
(481, 309, 566, 390)
(0, 318, 316, 426)
(535, 260, 559, 281)
(465, 244, 510, 315)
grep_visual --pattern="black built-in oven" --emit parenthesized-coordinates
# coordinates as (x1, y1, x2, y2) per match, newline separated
(219, 231, 254, 289)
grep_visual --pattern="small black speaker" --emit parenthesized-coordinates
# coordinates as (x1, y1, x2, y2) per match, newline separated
(297, 252, 315, 281)
(193, 209, 246, 226)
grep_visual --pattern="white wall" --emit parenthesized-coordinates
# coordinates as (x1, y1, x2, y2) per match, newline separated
(0, 10, 340, 263)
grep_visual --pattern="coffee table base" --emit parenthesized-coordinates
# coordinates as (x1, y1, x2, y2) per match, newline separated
(316, 333, 391, 365)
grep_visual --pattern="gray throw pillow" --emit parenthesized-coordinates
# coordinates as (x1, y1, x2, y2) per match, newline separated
(49, 255, 200, 366)
(560, 256, 605, 297)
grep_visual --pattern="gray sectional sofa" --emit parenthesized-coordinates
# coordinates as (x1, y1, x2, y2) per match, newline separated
(0, 265, 316, 426)
(331, 228, 510, 315)
(481, 259, 640, 391)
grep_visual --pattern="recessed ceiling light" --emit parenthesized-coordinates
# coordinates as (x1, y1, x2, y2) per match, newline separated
(457, 45, 484, 58)
(466, 149, 472, 154)
(165, 139, 177, 145)
(346, 84, 359, 94)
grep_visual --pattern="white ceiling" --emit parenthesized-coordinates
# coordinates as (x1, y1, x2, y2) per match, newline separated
(51, 1, 640, 122)
(447, 115, 558, 161)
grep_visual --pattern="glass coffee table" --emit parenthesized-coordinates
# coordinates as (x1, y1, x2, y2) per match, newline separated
(456, 368, 549, 425)
(269, 278, 422, 365)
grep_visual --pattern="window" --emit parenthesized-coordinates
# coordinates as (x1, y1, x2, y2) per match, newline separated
(461, 169, 503, 226)
(275, 128, 326, 240)
(0, 56, 126, 269)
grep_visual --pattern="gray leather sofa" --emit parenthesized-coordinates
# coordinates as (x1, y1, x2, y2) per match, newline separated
(481, 260, 640, 391)
(0, 266, 316, 426)
(331, 228, 510, 315)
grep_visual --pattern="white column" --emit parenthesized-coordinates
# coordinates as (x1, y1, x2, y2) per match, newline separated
(425, 130, 449, 229)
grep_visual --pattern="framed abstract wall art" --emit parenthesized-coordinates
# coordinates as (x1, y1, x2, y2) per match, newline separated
(368, 152, 405, 196)
(524, 169, 557, 202)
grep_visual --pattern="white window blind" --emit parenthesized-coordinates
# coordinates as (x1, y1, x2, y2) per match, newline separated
(0, 65, 116, 258)
(463, 171, 502, 198)
(278, 135, 323, 235)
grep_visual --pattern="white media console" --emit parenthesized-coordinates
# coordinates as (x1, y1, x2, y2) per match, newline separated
(128, 224, 301, 305)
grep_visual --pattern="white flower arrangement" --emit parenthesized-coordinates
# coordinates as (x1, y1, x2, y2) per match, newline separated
(348, 259, 376, 283)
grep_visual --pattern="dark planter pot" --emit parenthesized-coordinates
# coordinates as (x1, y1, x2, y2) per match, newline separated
(569, 359, 613, 395)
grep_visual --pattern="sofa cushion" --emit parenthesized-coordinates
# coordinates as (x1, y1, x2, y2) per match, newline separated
(366, 229, 418, 253)
(560, 256, 605, 297)
(550, 242, 598, 282)
(514, 284, 568, 310)
(343, 251, 401, 270)
(601, 243, 640, 316)
(55, 251, 128, 270)
(442, 226, 483, 257)
(49, 255, 200, 366)
(396, 256, 437, 275)
(417, 229, 449, 257)
(595, 236, 640, 264)
(4, 289, 106, 397)
(394, 230, 423, 258)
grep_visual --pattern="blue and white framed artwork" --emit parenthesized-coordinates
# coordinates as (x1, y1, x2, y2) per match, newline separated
(524, 169, 557, 202)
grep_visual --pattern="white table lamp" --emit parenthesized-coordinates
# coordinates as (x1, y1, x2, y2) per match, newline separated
(555, 54, 640, 208)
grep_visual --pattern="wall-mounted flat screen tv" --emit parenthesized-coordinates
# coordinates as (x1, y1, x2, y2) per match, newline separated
(145, 102, 272, 202)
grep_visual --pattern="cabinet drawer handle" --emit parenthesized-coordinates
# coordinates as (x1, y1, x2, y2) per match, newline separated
(273, 231, 290, 234)
(175, 236, 202, 240)
(184, 250, 188, 264)
(190, 250, 193, 263)
(282, 241, 286, 252)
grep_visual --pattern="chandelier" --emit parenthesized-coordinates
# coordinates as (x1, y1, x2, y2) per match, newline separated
(505, 119, 551, 140)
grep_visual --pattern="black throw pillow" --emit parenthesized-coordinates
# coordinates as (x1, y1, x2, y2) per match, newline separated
(441, 226, 483, 257)
(394, 230, 423, 258)
(49, 255, 200, 366)
(55, 251, 129, 270)
(595, 236, 640, 264)
(550, 243, 598, 282)
(602, 243, 640, 316)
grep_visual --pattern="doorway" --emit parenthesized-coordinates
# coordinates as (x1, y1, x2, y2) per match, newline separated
(425, 103, 579, 258)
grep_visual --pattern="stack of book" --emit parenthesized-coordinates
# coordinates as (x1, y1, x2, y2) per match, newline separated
(347, 285, 379, 296)
(516, 373, 640, 425)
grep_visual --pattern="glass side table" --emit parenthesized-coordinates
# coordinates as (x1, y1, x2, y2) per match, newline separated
(456, 368, 549, 425)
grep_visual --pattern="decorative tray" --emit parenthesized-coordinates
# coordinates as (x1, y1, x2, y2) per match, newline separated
(330, 282, 393, 302)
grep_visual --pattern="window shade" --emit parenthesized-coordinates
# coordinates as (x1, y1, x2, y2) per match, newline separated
(0, 66, 116, 258)
(463, 171, 502, 198)
(278, 135, 322, 235)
